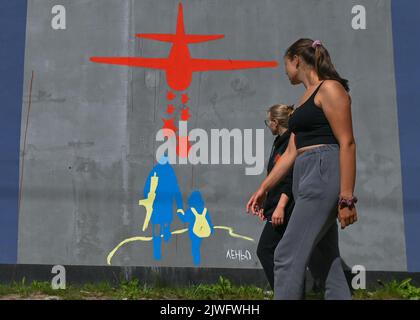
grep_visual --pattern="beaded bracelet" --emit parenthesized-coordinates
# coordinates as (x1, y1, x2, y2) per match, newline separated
(338, 196, 358, 209)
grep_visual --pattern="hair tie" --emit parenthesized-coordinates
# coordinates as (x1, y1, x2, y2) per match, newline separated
(312, 40, 322, 49)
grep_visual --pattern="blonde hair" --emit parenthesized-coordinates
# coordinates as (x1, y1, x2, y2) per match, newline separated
(267, 104, 295, 128)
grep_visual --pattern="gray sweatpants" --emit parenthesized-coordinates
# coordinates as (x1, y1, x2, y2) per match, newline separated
(273, 144, 352, 300)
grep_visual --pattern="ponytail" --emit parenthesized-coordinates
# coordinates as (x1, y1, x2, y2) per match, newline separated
(285, 38, 349, 92)
(268, 104, 295, 128)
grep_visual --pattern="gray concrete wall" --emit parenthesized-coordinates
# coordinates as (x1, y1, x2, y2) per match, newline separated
(18, 0, 407, 271)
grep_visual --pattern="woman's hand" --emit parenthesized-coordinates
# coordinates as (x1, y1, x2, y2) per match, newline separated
(271, 206, 285, 227)
(246, 187, 267, 215)
(338, 206, 358, 229)
(256, 208, 266, 222)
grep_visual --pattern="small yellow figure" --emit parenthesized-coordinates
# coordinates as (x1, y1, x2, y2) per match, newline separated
(138, 172, 158, 232)
(191, 207, 211, 238)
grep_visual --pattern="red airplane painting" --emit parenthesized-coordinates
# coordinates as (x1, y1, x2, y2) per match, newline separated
(90, 2, 278, 92)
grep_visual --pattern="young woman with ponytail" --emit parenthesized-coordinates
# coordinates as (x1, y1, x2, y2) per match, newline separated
(255, 104, 295, 290)
(247, 39, 357, 300)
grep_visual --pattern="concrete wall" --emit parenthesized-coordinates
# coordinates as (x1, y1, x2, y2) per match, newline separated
(0, 0, 417, 274)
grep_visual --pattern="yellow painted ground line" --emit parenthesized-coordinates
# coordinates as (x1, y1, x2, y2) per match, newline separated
(107, 226, 255, 265)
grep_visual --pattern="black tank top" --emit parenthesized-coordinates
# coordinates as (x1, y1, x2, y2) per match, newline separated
(288, 81, 339, 149)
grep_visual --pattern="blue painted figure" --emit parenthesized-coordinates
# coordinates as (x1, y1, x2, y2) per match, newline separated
(178, 191, 214, 265)
(143, 156, 183, 260)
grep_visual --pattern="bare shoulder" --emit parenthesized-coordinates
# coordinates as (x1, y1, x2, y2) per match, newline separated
(318, 80, 350, 105)
(321, 80, 347, 95)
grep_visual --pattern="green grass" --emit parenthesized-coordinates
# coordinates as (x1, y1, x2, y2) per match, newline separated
(0, 277, 419, 300)
(353, 278, 420, 300)
(0, 277, 271, 300)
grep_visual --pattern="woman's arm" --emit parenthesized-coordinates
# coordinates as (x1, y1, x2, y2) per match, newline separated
(319, 80, 358, 229)
(271, 193, 289, 226)
(246, 133, 297, 214)
(261, 134, 297, 192)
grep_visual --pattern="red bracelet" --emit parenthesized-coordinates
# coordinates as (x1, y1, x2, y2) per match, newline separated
(338, 196, 358, 209)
